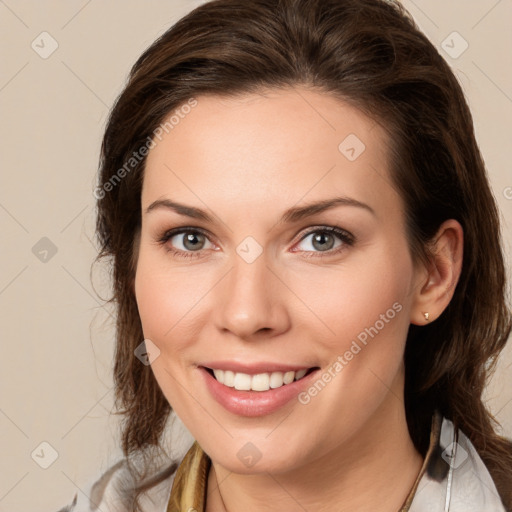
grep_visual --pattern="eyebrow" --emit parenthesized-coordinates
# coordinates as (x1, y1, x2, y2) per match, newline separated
(144, 196, 375, 223)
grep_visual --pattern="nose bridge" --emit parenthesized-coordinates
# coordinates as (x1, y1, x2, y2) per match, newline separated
(214, 249, 288, 338)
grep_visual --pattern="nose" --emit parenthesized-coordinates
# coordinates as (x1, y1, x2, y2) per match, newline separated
(213, 252, 291, 340)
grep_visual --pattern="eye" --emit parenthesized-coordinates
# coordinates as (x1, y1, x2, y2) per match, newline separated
(170, 230, 213, 251)
(158, 228, 216, 259)
(293, 226, 354, 257)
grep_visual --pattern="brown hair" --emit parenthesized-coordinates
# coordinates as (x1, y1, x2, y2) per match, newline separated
(94, 0, 512, 509)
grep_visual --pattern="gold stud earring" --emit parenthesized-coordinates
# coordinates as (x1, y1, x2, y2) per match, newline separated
(423, 312, 430, 322)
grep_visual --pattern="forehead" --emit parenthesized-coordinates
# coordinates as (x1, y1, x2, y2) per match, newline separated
(141, 87, 398, 217)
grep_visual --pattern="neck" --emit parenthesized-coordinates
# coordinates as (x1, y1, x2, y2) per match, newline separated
(206, 376, 424, 512)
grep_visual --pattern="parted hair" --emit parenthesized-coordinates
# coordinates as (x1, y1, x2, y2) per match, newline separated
(94, 0, 512, 509)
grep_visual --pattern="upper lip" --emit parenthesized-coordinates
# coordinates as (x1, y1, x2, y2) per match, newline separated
(199, 361, 317, 375)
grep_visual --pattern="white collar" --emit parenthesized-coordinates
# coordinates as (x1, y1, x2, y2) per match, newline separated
(409, 416, 506, 511)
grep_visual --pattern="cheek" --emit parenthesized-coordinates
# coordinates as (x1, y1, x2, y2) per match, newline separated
(287, 244, 413, 409)
(288, 245, 412, 346)
(134, 247, 204, 352)
(285, 265, 410, 452)
(134, 249, 202, 409)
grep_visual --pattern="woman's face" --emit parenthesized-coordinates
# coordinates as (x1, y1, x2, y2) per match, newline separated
(135, 87, 424, 474)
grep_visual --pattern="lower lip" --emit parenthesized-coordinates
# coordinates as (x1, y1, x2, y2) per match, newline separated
(200, 366, 320, 417)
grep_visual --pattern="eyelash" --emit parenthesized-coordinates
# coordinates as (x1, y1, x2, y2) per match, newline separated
(157, 226, 355, 260)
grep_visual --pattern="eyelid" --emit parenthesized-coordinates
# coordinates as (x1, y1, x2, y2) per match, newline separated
(157, 226, 217, 250)
(294, 225, 355, 245)
(290, 225, 355, 256)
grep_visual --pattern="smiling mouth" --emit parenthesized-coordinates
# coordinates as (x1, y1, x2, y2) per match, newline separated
(203, 366, 319, 392)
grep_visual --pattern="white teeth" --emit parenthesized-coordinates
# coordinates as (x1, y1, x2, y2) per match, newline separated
(223, 370, 235, 387)
(269, 371, 284, 389)
(210, 368, 311, 391)
(251, 373, 270, 391)
(283, 371, 295, 384)
(294, 369, 307, 380)
(233, 372, 252, 390)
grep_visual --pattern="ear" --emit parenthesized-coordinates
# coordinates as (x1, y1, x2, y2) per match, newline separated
(410, 219, 463, 326)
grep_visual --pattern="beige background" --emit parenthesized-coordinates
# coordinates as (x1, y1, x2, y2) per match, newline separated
(0, 1, 511, 510)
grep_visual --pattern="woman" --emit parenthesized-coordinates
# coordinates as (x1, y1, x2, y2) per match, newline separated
(57, 0, 512, 510)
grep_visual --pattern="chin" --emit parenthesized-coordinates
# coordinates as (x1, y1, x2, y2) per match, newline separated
(205, 436, 310, 475)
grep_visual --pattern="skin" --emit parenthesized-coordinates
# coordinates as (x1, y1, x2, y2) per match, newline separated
(134, 87, 463, 512)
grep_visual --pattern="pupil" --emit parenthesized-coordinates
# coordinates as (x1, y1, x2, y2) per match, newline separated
(313, 233, 334, 251)
(184, 232, 203, 251)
